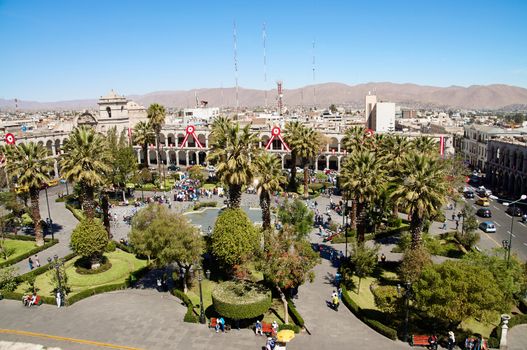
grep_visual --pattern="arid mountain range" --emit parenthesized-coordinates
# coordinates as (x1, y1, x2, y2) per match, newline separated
(2, 82, 527, 111)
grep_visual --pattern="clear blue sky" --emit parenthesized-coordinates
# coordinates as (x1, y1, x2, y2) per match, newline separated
(1, 0, 526, 101)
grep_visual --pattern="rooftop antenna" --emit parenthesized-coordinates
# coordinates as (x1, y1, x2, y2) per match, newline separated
(195, 91, 199, 108)
(233, 20, 239, 111)
(277, 81, 283, 116)
(312, 40, 316, 108)
(263, 22, 268, 109)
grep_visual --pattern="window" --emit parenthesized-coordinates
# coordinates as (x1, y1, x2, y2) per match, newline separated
(106, 106, 112, 118)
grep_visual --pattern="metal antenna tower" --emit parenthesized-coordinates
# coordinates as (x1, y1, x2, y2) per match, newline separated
(233, 21, 239, 111)
(312, 40, 316, 108)
(263, 22, 268, 108)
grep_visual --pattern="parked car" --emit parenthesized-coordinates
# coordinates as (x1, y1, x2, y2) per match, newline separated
(476, 187, 492, 197)
(476, 198, 490, 207)
(479, 221, 496, 233)
(463, 191, 475, 199)
(476, 208, 492, 218)
(167, 164, 180, 172)
(505, 205, 523, 217)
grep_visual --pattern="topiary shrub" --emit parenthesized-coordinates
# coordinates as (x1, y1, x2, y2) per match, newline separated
(105, 241, 117, 252)
(287, 299, 305, 327)
(70, 218, 108, 269)
(212, 280, 271, 320)
(184, 306, 199, 323)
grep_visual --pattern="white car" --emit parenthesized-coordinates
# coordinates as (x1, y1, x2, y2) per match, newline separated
(207, 165, 216, 172)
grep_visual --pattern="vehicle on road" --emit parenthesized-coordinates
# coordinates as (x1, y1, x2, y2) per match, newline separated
(505, 205, 523, 217)
(476, 198, 490, 207)
(463, 191, 475, 199)
(168, 165, 181, 172)
(479, 221, 496, 233)
(476, 208, 492, 218)
(476, 187, 492, 197)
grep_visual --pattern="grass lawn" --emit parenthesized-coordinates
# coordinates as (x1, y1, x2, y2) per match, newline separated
(347, 275, 378, 310)
(202, 183, 216, 190)
(16, 249, 147, 297)
(0, 239, 37, 263)
(461, 316, 500, 338)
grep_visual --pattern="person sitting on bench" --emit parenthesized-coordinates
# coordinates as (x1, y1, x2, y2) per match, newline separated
(28, 294, 37, 307)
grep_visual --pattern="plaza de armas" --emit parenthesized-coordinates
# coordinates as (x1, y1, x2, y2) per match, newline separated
(0, 103, 526, 350)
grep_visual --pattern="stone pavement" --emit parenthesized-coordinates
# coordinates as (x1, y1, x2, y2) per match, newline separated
(508, 324, 527, 350)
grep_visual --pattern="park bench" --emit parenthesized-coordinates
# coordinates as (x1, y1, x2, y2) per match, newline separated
(261, 322, 273, 335)
(23, 295, 42, 307)
(208, 317, 231, 332)
(410, 335, 437, 348)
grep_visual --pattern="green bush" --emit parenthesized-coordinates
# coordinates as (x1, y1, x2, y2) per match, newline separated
(341, 285, 360, 315)
(65, 204, 85, 221)
(308, 183, 325, 192)
(171, 288, 193, 306)
(3, 234, 55, 242)
(18, 252, 77, 282)
(184, 306, 199, 323)
(363, 317, 397, 340)
(372, 285, 400, 314)
(115, 242, 135, 254)
(193, 201, 217, 210)
(212, 281, 272, 320)
(66, 282, 126, 305)
(105, 241, 117, 253)
(0, 239, 59, 269)
(70, 218, 108, 263)
(278, 323, 301, 333)
(287, 299, 305, 327)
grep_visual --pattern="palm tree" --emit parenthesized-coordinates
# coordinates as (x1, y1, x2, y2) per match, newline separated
(341, 126, 375, 153)
(60, 126, 111, 219)
(294, 127, 321, 198)
(284, 121, 304, 191)
(147, 103, 166, 172)
(412, 136, 438, 155)
(133, 121, 154, 168)
(254, 153, 286, 230)
(340, 150, 387, 243)
(390, 151, 449, 248)
(208, 121, 260, 208)
(4, 143, 52, 246)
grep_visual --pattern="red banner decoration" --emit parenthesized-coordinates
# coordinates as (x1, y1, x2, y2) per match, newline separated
(179, 125, 204, 149)
(5, 133, 15, 145)
(264, 126, 290, 152)
(439, 136, 445, 157)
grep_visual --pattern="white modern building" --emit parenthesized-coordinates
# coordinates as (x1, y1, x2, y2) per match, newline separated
(365, 94, 395, 132)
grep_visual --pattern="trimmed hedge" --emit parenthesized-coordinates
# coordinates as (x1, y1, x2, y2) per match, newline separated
(278, 323, 301, 334)
(115, 242, 135, 254)
(212, 281, 272, 320)
(66, 282, 127, 305)
(341, 285, 397, 340)
(65, 204, 85, 221)
(193, 201, 217, 210)
(4, 234, 55, 242)
(287, 299, 305, 328)
(171, 288, 199, 323)
(0, 238, 59, 269)
(17, 252, 77, 283)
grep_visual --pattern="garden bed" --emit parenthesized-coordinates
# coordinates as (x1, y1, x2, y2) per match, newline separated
(0, 236, 59, 268)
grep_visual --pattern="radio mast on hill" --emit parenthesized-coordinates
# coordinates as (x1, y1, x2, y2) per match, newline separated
(233, 21, 239, 111)
(263, 22, 268, 108)
(312, 40, 316, 108)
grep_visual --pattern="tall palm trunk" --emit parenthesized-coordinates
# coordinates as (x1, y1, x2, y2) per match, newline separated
(142, 142, 148, 169)
(410, 211, 424, 248)
(276, 285, 289, 324)
(303, 160, 309, 199)
(84, 186, 95, 219)
(101, 193, 111, 237)
(228, 184, 242, 208)
(156, 131, 161, 174)
(260, 191, 271, 230)
(350, 199, 357, 230)
(356, 201, 367, 244)
(29, 188, 44, 246)
(289, 151, 298, 191)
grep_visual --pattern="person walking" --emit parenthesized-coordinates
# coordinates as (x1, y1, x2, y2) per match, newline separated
(56, 291, 62, 308)
(34, 255, 40, 268)
(447, 331, 455, 350)
(28, 257, 34, 270)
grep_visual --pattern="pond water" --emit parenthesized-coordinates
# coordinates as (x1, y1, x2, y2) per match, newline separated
(184, 206, 263, 233)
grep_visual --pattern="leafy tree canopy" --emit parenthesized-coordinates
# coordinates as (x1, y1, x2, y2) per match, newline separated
(70, 218, 108, 261)
(277, 199, 314, 239)
(211, 208, 259, 270)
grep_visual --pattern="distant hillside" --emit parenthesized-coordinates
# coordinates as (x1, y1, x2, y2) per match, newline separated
(2, 82, 527, 111)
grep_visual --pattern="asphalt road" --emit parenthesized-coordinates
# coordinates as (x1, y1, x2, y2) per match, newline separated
(463, 185, 527, 262)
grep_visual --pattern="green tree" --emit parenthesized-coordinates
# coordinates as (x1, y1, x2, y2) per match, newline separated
(350, 242, 379, 294)
(411, 136, 438, 155)
(341, 150, 387, 243)
(260, 226, 319, 324)
(0, 266, 18, 295)
(254, 153, 286, 230)
(107, 127, 138, 201)
(70, 218, 109, 269)
(211, 208, 259, 277)
(295, 127, 322, 198)
(329, 104, 337, 114)
(207, 119, 260, 208)
(413, 260, 506, 327)
(60, 126, 111, 218)
(133, 121, 154, 168)
(284, 121, 304, 190)
(4, 142, 52, 246)
(390, 151, 449, 247)
(147, 103, 166, 175)
(130, 204, 204, 292)
(187, 165, 205, 184)
(49, 257, 69, 296)
(277, 198, 314, 239)
(457, 204, 480, 249)
(463, 251, 527, 308)
(399, 245, 432, 283)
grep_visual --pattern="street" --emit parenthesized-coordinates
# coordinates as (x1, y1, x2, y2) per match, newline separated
(463, 184, 527, 262)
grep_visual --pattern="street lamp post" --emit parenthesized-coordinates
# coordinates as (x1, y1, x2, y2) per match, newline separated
(502, 194, 526, 268)
(502, 240, 510, 260)
(197, 267, 206, 324)
(47, 255, 63, 306)
(44, 186, 53, 240)
(398, 282, 412, 343)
